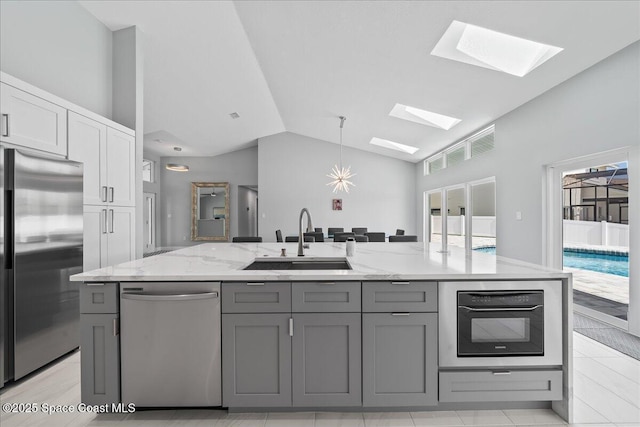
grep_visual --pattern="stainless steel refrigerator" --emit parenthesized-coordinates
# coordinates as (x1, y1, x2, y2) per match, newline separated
(1, 147, 83, 386)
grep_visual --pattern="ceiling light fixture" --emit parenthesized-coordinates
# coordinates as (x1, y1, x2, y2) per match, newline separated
(370, 137, 419, 154)
(389, 103, 461, 130)
(166, 163, 189, 172)
(431, 21, 563, 77)
(229, 112, 240, 119)
(327, 116, 355, 193)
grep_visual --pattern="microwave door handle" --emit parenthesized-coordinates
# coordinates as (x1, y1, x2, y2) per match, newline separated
(459, 305, 543, 312)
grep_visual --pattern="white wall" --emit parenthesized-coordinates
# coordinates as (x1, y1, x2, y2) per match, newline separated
(259, 132, 415, 241)
(416, 41, 640, 265)
(0, 0, 113, 118)
(160, 147, 258, 247)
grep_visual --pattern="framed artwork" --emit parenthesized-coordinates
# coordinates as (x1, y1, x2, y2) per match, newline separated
(332, 199, 342, 211)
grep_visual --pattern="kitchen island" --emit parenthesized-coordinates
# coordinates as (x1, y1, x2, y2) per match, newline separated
(71, 242, 573, 422)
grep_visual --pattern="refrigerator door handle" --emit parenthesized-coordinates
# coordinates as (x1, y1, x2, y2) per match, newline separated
(4, 190, 13, 269)
(108, 187, 114, 203)
(109, 209, 114, 234)
(102, 186, 108, 203)
(1, 114, 8, 137)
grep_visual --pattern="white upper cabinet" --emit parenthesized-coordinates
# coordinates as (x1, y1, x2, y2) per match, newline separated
(106, 127, 135, 207)
(0, 82, 67, 156)
(68, 111, 107, 205)
(68, 111, 135, 207)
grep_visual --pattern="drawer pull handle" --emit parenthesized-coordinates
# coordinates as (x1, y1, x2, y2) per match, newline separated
(391, 281, 410, 285)
(246, 282, 265, 286)
(391, 313, 411, 316)
(492, 370, 511, 376)
(320, 282, 336, 285)
(86, 283, 106, 286)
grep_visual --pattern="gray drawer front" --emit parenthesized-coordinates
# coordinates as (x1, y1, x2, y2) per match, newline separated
(80, 283, 119, 314)
(222, 282, 291, 313)
(362, 281, 437, 312)
(439, 370, 563, 402)
(292, 281, 361, 312)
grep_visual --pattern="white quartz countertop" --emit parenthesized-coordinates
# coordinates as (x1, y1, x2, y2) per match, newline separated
(71, 242, 570, 282)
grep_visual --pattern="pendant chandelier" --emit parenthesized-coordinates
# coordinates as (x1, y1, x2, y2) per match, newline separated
(327, 116, 356, 193)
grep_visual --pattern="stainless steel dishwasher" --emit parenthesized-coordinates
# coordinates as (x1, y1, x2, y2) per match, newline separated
(120, 282, 221, 407)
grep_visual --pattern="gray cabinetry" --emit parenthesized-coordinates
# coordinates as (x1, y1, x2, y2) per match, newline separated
(292, 281, 360, 312)
(222, 281, 291, 313)
(362, 313, 438, 406)
(80, 283, 119, 405)
(362, 281, 437, 312)
(222, 313, 292, 407)
(362, 281, 438, 407)
(439, 369, 563, 402)
(292, 313, 361, 407)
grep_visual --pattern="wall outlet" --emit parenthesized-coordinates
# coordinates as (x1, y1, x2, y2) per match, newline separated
(516, 211, 522, 221)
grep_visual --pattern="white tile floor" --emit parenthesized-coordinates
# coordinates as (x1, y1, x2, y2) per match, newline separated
(1, 332, 639, 427)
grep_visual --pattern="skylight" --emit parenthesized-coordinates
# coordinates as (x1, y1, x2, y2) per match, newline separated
(389, 104, 461, 130)
(431, 21, 563, 77)
(370, 137, 419, 155)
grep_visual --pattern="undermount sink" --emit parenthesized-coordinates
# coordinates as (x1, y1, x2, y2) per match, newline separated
(243, 257, 352, 270)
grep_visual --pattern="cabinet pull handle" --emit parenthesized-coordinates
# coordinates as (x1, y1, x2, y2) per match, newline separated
(102, 186, 108, 202)
(109, 209, 114, 233)
(246, 282, 265, 286)
(113, 318, 119, 336)
(391, 281, 410, 285)
(492, 370, 511, 376)
(86, 283, 105, 286)
(109, 187, 114, 203)
(1, 113, 9, 137)
(391, 313, 411, 316)
(289, 318, 294, 337)
(102, 209, 108, 234)
(319, 282, 335, 285)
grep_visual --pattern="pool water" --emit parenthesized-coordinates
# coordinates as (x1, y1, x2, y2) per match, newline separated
(474, 247, 629, 277)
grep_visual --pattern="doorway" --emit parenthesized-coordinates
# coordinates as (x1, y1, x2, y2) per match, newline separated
(238, 186, 258, 237)
(546, 148, 637, 335)
(143, 192, 156, 254)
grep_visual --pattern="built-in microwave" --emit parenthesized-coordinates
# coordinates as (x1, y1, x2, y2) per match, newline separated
(457, 290, 544, 357)
(439, 281, 563, 367)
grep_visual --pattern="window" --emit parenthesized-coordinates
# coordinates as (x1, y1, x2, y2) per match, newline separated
(425, 155, 444, 175)
(423, 125, 494, 175)
(143, 159, 154, 183)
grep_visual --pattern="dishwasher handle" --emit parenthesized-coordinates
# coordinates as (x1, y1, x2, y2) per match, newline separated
(121, 291, 219, 301)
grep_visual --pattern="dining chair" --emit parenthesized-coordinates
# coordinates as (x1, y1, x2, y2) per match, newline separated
(395, 229, 405, 235)
(333, 232, 356, 242)
(285, 235, 315, 242)
(275, 229, 283, 243)
(304, 232, 324, 242)
(232, 236, 263, 243)
(364, 232, 385, 242)
(389, 235, 417, 242)
(352, 227, 368, 235)
(327, 227, 344, 237)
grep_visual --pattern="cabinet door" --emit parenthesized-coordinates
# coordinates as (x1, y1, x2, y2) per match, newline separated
(0, 82, 67, 155)
(80, 313, 120, 405)
(83, 206, 108, 271)
(106, 207, 135, 266)
(68, 111, 107, 205)
(292, 313, 361, 407)
(222, 313, 291, 407)
(106, 127, 135, 206)
(362, 313, 438, 407)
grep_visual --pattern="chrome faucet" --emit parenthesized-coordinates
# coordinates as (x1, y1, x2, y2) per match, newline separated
(298, 208, 314, 256)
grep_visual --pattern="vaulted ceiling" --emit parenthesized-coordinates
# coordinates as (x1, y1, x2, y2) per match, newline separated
(80, 1, 640, 163)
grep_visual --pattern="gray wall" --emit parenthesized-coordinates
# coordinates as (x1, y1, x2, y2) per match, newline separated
(416, 41, 640, 265)
(0, 0, 113, 118)
(160, 147, 258, 246)
(259, 132, 416, 241)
